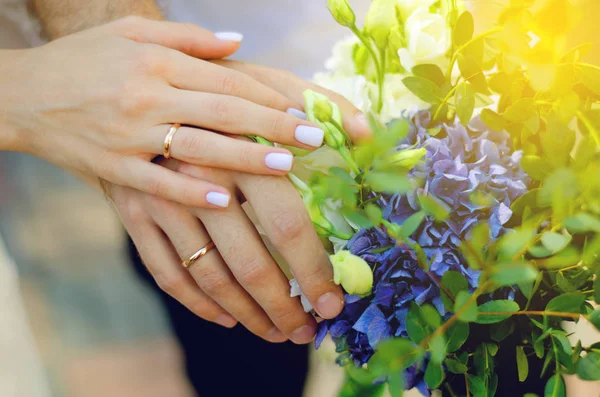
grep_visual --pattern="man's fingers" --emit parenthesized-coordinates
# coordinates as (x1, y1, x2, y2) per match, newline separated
(212, 60, 372, 142)
(195, 202, 318, 344)
(104, 157, 232, 209)
(149, 199, 287, 343)
(145, 125, 295, 175)
(121, 198, 236, 327)
(235, 173, 345, 320)
(112, 17, 241, 60)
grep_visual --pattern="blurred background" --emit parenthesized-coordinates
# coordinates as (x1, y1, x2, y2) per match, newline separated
(1, 1, 599, 397)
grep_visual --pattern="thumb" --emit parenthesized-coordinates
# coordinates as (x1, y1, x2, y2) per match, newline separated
(111, 17, 242, 59)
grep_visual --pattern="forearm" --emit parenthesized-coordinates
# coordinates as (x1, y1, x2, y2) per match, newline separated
(31, 0, 165, 39)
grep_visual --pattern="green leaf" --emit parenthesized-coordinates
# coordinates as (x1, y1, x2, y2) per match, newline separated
(412, 64, 445, 87)
(480, 109, 506, 131)
(387, 373, 404, 397)
(338, 375, 386, 397)
(454, 290, 478, 322)
(461, 223, 491, 269)
(595, 274, 600, 305)
(503, 98, 536, 122)
(446, 321, 470, 353)
(537, 246, 581, 269)
(455, 82, 476, 125)
(418, 194, 450, 221)
(453, 11, 474, 47)
(406, 303, 430, 344)
(564, 213, 600, 234)
(576, 352, 600, 381)
(589, 308, 600, 331)
(365, 204, 383, 225)
(444, 358, 468, 374)
(497, 228, 536, 260)
(476, 300, 520, 324)
(577, 64, 600, 95)
(544, 375, 566, 397)
(516, 346, 529, 382)
(402, 76, 443, 104)
(365, 171, 410, 194)
(440, 271, 469, 311)
(369, 338, 420, 376)
(490, 263, 539, 287)
(429, 334, 447, 364)
(458, 54, 487, 92)
(540, 232, 572, 255)
(400, 211, 426, 239)
(467, 375, 487, 397)
(424, 362, 444, 389)
(520, 155, 551, 181)
(344, 209, 374, 229)
(545, 292, 586, 313)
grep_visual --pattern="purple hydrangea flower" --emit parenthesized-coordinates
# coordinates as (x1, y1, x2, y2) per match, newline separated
(317, 112, 529, 394)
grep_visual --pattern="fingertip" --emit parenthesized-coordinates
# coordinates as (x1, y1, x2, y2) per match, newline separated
(214, 31, 244, 42)
(206, 191, 231, 208)
(316, 291, 345, 319)
(215, 314, 238, 328)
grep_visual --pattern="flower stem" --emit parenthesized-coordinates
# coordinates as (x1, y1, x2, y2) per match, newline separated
(446, 27, 503, 81)
(351, 25, 384, 114)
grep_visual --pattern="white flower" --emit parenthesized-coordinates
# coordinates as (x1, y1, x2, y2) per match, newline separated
(290, 279, 313, 312)
(324, 36, 359, 76)
(397, 7, 451, 72)
(292, 145, 348, 181)
(395, 0, 437, 20)
(379, 74, 429, 122)
(313, 73, 374, 114)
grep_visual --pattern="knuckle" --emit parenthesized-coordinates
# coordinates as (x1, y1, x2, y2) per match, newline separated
(217, 73, 244, 96)
(115, 16, 146, 36)
(237, 256, 267, 286)
(120, 195, 148, 224)
(265, 113, 286, 136)
(177, 132, 208, 162)
(268, 303, 299, 325)
(155, 273, 186, 297)
(197, 268, 233, 296)
(118, 80, 158, 116)
(209, 99, 233, 126)
(269, 210, 308, 246)
(131, 46, 164, 75)
(145, 176, 170, 199)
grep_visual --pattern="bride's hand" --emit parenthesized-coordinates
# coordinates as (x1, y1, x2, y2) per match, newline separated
(1, 17, 346, 209)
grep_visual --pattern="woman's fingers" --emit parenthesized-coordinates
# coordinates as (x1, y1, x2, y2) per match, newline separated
(145, 125, 295, 174)
(163, 51, 299, 113)
(149, 198, 287, 343)
(194, 202, 318, 344)
(235, 173, 345, 320)
(213, 60, 372, 142)
(115, 189, 236, 328)
(103, 155, 232, 209)
(110, 17, 242, 60)
(163, 90, 324, 149)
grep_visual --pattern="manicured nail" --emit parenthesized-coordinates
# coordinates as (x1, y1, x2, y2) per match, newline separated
(206, 192, 230, 208)
(265, 153, 293, 171)
(291, 324, 316, 344)
(287, 108, 307, 120)
(216, 314, 237, 328)
(266, 327, 288, 343)
(295, 125, 324, 147)
(214, 31, 244, 42)
(317, 292, 344, 318)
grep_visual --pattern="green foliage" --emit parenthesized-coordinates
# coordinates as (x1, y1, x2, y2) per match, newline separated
(318, 1, 600, 395)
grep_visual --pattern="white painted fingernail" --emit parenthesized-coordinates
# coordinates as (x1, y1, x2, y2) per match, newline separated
(214, 32, 244, 42)
(286, 108, 307, 120)
(295, 125, 324, 147)
(206, 192, 230, 208)
(265, 153, 293, 171)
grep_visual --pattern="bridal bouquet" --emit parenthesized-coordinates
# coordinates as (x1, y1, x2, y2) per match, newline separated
(284, 0, 600, 396)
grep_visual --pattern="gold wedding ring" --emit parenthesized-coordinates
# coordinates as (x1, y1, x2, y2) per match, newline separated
(182, 241, 216, 269)
(163, 123, 181, 159)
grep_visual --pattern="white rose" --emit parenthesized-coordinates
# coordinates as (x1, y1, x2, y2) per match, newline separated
(380, 74, 429, 123)
(395, 0, 437, 20)
(313, 73, 374, 114)
(324, 36, 359, 76)
(397, 7, 451, 72)
(292, 145, 348, 182)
